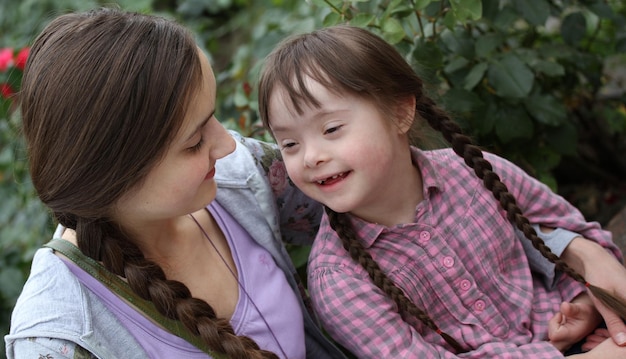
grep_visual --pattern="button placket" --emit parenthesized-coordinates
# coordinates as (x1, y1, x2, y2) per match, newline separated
(442, 256, 454, 268)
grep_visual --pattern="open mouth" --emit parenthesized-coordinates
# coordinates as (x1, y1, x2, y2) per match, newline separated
(317, 171, 349, 185)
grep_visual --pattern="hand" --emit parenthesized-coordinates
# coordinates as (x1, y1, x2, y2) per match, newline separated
(568, 336, 626, 358)
(561, 237, 626, 347)
(582, 328, 610, 351)
(549, 300, 600, 352)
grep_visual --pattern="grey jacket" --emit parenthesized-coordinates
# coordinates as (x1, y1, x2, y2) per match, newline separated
(5, 132, 347, 359)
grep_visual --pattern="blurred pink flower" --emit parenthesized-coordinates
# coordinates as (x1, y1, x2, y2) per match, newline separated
(0, 48, 14, 72)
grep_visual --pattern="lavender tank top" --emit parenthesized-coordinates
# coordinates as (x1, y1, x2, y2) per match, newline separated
(62, 201, 305, 358)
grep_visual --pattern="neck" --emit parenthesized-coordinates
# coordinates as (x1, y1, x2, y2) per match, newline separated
(352, 154, 423, 227)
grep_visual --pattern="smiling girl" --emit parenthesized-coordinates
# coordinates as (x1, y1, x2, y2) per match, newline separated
(258, 25, 626, 358)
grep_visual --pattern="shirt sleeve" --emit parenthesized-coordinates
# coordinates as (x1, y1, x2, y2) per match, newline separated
(7, 337, 97, 359)
(308, 264, 566, 359)
(482, 152, 621, 262)
(520, 225, 581, 289)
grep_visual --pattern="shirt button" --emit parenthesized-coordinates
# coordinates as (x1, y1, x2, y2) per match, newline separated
(460, 279, 471, 291)
(474, 300, 486, 312)
(442, 256, 454, 268)
(419, 231, 430, 241)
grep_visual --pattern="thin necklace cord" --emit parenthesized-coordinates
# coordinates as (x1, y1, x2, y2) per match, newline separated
(188, 213, 288, 358)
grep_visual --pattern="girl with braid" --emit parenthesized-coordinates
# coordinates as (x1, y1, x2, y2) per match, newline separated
(258, 25, 626, 358)
(5, 8, 349, 359)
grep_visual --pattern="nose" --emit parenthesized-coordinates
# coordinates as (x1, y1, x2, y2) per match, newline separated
(303, 142, 327, 168)
(209, 117, 236, 160)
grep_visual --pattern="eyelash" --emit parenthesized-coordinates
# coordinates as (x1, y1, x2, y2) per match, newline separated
(187, 138, 204, 153)
(280, 125, 343, 150)
(324, 125, 341, 134)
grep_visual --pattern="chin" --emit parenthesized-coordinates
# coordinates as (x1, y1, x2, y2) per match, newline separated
(323, 201, 353, 214)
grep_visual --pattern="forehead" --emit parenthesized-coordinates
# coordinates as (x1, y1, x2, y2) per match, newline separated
(269, 74, 346, 117)
(177, 49, 216, 137)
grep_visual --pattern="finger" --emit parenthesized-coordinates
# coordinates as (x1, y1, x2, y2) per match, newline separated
(561, 301, 578, 318)
(548, 312, 564, 340)
(582, 340, 599, 351)
(593, 328, 611, 338)
(590, 292, 626, 346)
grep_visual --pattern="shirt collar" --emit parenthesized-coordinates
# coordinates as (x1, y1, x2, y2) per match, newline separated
(345, 146, 449, 248)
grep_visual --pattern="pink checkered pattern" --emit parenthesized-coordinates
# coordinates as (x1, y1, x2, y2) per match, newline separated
(308, 147, 618, 358)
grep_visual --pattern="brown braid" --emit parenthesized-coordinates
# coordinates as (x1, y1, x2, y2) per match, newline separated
(416, 95, 626, 321)
(325, 208, 466, 353)
(75, 218, 279, 359)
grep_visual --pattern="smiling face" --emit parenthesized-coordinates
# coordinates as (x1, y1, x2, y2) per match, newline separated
(113, 49, 235, 226)
(268, 75, 416, 222)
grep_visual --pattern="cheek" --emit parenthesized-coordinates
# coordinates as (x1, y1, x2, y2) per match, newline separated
(163, 162, 207, 192)
(283, 157, 304, 183)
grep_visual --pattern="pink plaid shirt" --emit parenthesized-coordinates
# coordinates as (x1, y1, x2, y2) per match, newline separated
(308, 147, 620, 358)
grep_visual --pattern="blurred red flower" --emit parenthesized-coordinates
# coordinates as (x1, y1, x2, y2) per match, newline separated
(1, 83, 14, 98)
(15, 47, 29, 70)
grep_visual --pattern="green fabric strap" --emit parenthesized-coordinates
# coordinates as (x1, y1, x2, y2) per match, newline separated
(44, 238, 223, 358)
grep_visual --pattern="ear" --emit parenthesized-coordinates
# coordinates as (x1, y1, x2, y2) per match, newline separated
(395, 96, 416, 134)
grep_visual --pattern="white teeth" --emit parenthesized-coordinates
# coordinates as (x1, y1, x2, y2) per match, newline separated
(317, 173, 344, 184)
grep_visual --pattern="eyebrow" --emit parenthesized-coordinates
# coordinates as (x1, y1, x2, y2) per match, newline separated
(270, 108, 337, 133)
(184, 111, 214, 142)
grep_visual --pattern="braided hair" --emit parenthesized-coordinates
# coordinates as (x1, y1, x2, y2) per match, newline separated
(21, 8, 277, 358)
(258, 24, 626, 353)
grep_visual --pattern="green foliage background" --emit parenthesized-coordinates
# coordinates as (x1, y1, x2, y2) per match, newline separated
(1, 0, 625, 357)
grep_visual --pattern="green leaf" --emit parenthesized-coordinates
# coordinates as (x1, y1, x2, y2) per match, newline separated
(442, 88, 484, 114)
(482, 0, 500, 22)
(381, 17, 405, 44)
(309, 0, 342, 8)
(494, 105, 534, 142)
(523, 93, 566, 126)
(512, 0, 550, 26)
(414, 0, 435, 11)
(413, 39, 443, 69)
(588, 2, 615, 19)
(390, 5, 414, 18)
(449, 0, 482, 21)
(440, 28, 475, 59)
(561, 12, 587, 46)
(464, 62, 488, 90)
(475, 33, 503, 58)
(487, 54, 534, 98)
(323, 11, 342, 27)
(492, 6, 518, 31)
(473, 101, 497, 135)
(443, 9, 457, 30)
(444, 57, 470, 74)
(529, 59, 565, 77)
(424, 1, 442, 17)
(599, 106, 626, 135)
(233, 90, 249, 108)
(350, 13, 376, 27)
(381, 0, 403, 18)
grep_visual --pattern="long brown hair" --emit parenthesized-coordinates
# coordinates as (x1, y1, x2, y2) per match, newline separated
(21, 8, 277, 358)
(258, 24, 626, 353)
